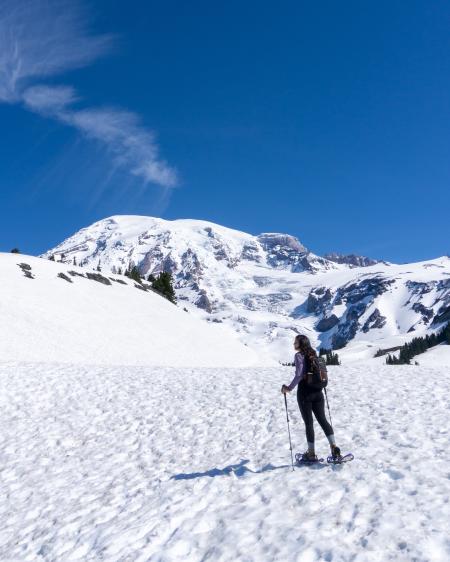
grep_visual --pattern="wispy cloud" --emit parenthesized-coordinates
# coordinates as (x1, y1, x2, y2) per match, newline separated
(0, 0, 178, 188)
(22, 84, 80, 113)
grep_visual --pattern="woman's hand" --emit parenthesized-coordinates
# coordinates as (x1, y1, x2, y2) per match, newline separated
(281, 384, 290, 394)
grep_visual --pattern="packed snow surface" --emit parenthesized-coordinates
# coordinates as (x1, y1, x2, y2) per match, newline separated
(1, 361, 449, 561)
(0, 253, 264, 367)
(416, 344, 450, 367)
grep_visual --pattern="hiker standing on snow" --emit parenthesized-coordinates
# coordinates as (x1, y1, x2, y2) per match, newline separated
(281, 334, 341, 462)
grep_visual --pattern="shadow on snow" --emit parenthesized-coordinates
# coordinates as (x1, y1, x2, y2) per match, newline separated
(171, 458, 327, 480)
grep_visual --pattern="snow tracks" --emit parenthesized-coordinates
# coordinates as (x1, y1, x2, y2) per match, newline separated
(0, 362, 449, 561)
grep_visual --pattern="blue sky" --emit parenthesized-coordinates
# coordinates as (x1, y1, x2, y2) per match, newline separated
(1, 0, 449, 262)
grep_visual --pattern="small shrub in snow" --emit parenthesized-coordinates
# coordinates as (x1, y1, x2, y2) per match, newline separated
(57, 272, 73, 283)
(17, 263, 35, 279)
(109, 278, 127, 285)
(85, 272, 112, 286)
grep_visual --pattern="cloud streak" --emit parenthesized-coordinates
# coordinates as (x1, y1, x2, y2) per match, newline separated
(0, 0, 178, 188)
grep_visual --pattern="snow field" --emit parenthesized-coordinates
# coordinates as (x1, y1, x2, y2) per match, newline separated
(0, 361, 449, 561)
(0, 253, 264, 367)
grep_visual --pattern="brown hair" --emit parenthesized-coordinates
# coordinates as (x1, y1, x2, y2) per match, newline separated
(295, 334, 317, 359)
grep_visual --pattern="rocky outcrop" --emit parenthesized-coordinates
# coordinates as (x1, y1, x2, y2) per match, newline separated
(241, 242, 262, 263)
(257, 233, 311, 271)
(176, 249, 203, 286)
(335, 277, 395, 305)
(432, 305, 450, 326)
(324, 253, 381, 268)
(316, 314, 339, 332)
(332, 303, 367, 349)
(362, 309, 387, 333)
(195, 290, 213, 313)
(411, 303, 433, 325)
(306, 287, 333, 314)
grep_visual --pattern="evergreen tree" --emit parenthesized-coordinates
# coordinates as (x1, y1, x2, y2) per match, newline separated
(125, 264, 141, 283)
(151, 271, 177, 304)
(10, 248, 20, 253)
(325, 350, 340, 365)
(319, 348, 340, 365)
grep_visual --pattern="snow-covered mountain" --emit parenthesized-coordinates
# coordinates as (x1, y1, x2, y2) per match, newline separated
(0, 252, 267, 367)
(42, 215, 450, 362)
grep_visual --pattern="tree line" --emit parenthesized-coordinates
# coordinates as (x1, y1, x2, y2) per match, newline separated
(281, 349, 341, 367)
(386, 322, 450, 365)
(122, 265, 177, 304)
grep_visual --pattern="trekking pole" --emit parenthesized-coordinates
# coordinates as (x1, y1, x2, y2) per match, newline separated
(324, 388, 334, 432)
(283, 394, 295, 471)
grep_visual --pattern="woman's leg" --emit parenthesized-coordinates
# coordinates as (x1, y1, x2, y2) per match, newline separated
(311, 394, 334, 438)
(297, 395, 315, 452)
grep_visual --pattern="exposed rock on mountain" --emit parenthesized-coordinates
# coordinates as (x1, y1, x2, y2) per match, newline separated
(324, 253, 383, 268)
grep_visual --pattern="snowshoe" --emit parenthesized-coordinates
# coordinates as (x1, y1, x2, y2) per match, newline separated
(295, 451, 323, 465)
(327, 451, 354, 464)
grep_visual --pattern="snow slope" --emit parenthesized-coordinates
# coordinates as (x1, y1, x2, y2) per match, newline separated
(414, 344, 450, 367)
(42, 216, 450, 362)
(0, 361, 449, 561)
(0, 253, 266, 367)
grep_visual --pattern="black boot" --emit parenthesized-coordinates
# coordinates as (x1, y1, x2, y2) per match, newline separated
(331, 445, 341, 460)
(301, 450, 318, 462)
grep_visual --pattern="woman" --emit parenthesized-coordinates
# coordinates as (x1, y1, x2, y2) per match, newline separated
(281, 334, 341, 462)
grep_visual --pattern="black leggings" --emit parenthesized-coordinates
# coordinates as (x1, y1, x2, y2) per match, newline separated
(297, 389, 333, 444)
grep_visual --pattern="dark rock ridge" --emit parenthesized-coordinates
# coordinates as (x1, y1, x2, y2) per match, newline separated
(195, 290, 213, 313)
(411, 303, 433, 325)
(324, 253, 381, 268)
(306, 287, 333, 315)
(362, 309, 387, 333)
(406, 279, 450, 326)
(335, 277, 395, 305)
(316, 315, 339, 332)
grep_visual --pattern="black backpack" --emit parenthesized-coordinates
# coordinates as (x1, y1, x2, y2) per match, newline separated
(304, 354, 328, 390)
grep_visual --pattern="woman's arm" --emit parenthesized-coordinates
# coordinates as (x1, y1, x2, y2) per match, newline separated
(286, 353, 304, 391)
